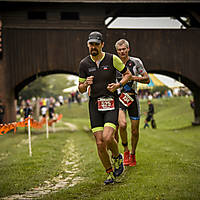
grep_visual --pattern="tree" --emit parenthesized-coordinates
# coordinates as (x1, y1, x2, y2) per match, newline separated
(19, 74, 77, 100)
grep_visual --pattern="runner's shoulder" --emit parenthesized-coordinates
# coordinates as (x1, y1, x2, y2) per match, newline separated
(129, 56, 142, 63)
(129, 56, 144, 68)
(80, 55, 90, 64)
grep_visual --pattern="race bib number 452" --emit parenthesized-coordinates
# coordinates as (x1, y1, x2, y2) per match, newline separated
(119, 93, 134, 107)
(97, 97, 115, 111)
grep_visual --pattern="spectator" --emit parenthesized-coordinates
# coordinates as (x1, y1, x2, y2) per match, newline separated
(58, 95, 64, 105)
(144, 100, 156, 129)
(49, 103, 55, 119)
(75, 90, 81, 105)
(40, 105, 47, 118)
(71, 92, 75, 103)
(19, 105, 25, 121)
(24, 103, 33, 119)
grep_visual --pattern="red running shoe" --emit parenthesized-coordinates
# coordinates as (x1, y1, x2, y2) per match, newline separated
(123, 151, 130, 166)
(129, 154, 136, 166)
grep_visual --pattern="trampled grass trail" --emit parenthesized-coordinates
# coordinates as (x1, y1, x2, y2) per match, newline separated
(0, 97, 199, 200)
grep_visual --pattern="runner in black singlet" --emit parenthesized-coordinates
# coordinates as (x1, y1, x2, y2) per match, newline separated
(115, 39, 150, 167)
(78, 32, 132, 185)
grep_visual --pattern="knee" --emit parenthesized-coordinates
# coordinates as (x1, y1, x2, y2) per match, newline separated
(119, 121, 127, 130)
(96, 140, 106, 151)
(132, 128, 139, 136)
(103, 134, 113, 146)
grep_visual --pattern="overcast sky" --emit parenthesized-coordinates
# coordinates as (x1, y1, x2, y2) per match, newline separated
(106, 17, 183, 29)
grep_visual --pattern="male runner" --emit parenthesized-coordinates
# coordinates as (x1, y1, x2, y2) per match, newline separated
(115, 39, 150, 166)
(78, 32, 131, 184)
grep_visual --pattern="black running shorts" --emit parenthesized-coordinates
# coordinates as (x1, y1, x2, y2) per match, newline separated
(89, 96, 119, 133)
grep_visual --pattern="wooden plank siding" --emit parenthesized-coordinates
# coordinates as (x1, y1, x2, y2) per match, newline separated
(105, 29, 200, 89)
(5, 29, 91, 93)
(4, 28, 200, 93)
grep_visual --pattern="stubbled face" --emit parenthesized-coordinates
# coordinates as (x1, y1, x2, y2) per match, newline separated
(116, 44, 130, 59)
(88, 42, 104, 56)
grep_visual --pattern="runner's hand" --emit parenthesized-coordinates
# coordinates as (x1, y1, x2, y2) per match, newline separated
(107, 83, 118, 93)
(85, 76, 94, 86)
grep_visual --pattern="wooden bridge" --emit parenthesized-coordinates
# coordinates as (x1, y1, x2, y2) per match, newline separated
(0, 0, 200, 125)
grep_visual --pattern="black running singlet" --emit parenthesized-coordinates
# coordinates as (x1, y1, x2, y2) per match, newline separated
(79, 53, 127, 98)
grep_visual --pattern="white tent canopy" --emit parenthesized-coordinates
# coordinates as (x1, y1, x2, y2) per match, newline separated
(154, 74, 184, 88)
(63, 85, 78, 93)
(137, 74, 185, 90)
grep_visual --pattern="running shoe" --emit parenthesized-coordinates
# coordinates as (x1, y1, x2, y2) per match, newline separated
(129, 154, 136, 166)
(104, 171, 116, 185)
(124, 151, 130, 166)
(113, 153, 124, 176)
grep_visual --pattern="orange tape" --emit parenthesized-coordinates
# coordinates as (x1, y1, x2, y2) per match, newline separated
(48, 114, 63, 126)
(0, 114, 62, 135)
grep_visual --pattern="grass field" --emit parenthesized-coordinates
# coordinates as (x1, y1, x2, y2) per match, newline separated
(0, 96, 200, 200)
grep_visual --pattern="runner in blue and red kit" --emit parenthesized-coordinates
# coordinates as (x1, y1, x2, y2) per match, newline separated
(115, 39, 150, 167)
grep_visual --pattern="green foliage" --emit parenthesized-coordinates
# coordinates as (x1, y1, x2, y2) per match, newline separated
(19, 77, 49, 99)
(0, 97, 199, 199)
(19, 74, 77, 99)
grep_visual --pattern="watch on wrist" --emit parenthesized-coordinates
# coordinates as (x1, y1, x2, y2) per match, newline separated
(119, 82, 123, 88)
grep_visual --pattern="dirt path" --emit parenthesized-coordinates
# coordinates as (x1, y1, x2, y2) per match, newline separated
(2, 138, 84, 200)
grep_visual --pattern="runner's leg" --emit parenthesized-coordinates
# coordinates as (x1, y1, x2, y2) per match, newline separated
(94, 130, 113, 170)
(114, 125, 119, 143)
(118, 109, 129, 152)
(103, 126, 119, 157)
(130, 119, 140, 154)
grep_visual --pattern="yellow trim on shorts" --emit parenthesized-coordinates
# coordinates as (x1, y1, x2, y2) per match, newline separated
(79, 77, 86, 82)
(104, 122, 116, 130)
(92, 127, 104, 133)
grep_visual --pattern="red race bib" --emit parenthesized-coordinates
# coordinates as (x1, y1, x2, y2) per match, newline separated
(97, 97, 115, 111)
(119, 93, 134, 107)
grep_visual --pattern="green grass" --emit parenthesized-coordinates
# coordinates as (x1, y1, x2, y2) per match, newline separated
(0, 97, 199, 199)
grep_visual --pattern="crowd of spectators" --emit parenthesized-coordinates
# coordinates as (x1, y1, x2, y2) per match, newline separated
(137, 86, 192, 100)
(16, 90, 83, 121)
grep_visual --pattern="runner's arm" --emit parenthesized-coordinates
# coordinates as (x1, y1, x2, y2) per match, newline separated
(78, 76, 94, 94)
(78, 61, 90, 94)
(132, 71, 150, 84)
(131, 58, 150, 84)
(107, 55, 132, 92)
(113, 55, 132, 87)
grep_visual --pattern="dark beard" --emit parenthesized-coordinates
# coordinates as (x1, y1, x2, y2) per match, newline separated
(90, 49, 98, 56)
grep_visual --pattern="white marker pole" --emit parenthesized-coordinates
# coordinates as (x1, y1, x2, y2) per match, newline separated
(28, 116, 32, 157)
(46, 116, 49, 139)
(52, 121, 55, 133)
